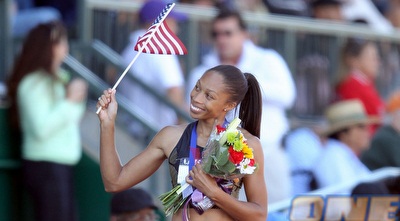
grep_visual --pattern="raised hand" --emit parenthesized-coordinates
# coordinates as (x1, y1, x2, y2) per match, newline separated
(97, 88, 118, 122)
(67, 78, 88, 103)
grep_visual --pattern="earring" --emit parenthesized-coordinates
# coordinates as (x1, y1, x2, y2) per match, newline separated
(224, 108, 227, 112)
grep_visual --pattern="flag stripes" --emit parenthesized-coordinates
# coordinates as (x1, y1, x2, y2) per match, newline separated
(134, 3, 187, 55)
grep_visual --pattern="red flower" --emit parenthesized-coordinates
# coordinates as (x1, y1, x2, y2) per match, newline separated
(216, 125, 226, 134)
(228, 146, 244, 164)
(249, 159, 255, 166)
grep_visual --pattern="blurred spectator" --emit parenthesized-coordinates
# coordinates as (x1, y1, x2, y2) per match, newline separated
(379, 1, 400, 99)
(234, 0, 268, 13)
(307, 0, 393, 32)
(6, 21, 88, 221)
(34, 0, 78, 32)
(179, 0, 215, 6)
(370, 0, 390, 15)
(110, 188, 160, 221)
(384, 175, 400, 194)
(262, 0, 308, 16)
(284, 117, 327, 195)
(341, 0, 393, 33)
(310, 0, 344, 21)
(385, 0, 400, 28)
(361, 91, 400, 170)
(292, 0, 343, 117)
(335, 38, 384, 134)
(292, 53, 334, 117)
(313, 99, 379, 193)
(351, 180, 390, 195)
(187, 9, 296, 203)
(119, 0, 189, 141)
(11, 0, 61, 38)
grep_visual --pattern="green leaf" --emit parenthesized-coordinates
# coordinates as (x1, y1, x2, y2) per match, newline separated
(217, 161, 236, 173)
(215, 147, 229, 166)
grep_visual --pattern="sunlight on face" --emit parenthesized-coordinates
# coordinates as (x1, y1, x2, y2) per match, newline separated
(357, 43, 380, 79)
(53, 37, 69, 69)
(189, 71, 231, 119)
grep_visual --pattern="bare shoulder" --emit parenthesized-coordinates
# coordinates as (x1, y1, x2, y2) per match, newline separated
(238, 128, 262, 151)
(151, 123, 190, 155)
(157, 124, 188, 138)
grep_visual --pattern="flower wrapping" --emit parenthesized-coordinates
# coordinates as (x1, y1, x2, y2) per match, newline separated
(158, 184, 187, 217)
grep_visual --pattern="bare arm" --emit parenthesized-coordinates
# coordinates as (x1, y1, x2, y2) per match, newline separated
(97, 89, 176, 192)
(186, 132, 268, 221)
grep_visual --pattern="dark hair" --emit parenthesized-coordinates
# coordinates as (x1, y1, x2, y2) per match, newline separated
(212, 9, 247, 31)
(351, 181, 389, 195)
(311, 0, 342, 8)
(328, 127, 349, 140)
(336, 37, 375, 83)
(6, 20, 67, 131)
(341, 38, 373, 61)
(207, 65, 262, 138)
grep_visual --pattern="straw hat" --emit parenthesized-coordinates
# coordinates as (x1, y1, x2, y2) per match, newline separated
(321, 99, 380, 136)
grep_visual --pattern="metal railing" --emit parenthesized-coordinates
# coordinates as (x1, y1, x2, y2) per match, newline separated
(63, 53, 161, 136)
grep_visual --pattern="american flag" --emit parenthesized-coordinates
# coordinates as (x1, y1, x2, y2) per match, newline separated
(134, 3, 187, 55)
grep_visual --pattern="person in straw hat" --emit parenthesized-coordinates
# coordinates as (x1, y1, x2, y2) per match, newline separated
(312, 99, 380, 193)
(361, 91, 400, 170)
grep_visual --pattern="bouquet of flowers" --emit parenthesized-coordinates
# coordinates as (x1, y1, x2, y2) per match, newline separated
(159, 117, 257, 216)
(201, 117, 257, 179)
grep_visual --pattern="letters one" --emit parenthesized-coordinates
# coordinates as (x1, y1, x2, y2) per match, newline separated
(289, 195, 400, 221)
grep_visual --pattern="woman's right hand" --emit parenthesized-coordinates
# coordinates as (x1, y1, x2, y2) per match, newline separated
(97, 88, 117, 122)
(67, 78, 88, 102)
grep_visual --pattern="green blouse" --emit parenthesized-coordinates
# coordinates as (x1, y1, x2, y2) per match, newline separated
(17, 70, 85, 165)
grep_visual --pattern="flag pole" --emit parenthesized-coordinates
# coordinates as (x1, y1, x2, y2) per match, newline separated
(96, 3, 176, 114)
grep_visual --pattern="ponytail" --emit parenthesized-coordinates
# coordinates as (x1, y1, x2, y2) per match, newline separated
(207, 65, 262, 137)
(239, 73, 262, 138)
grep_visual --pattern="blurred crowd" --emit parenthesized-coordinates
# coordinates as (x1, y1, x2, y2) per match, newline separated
(2, 0, 400, 220)
(109, 0, 400, 219)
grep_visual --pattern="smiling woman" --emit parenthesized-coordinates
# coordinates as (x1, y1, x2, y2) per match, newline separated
(97, 64, 267, 221)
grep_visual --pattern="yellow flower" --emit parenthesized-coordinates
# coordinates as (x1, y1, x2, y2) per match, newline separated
(242, 143, 254, 159)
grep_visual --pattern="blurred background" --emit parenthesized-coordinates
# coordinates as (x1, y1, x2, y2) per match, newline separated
(1, 0, 400, 220)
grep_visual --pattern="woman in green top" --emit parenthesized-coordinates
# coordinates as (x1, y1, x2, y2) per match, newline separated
(6, 21, 87, 221)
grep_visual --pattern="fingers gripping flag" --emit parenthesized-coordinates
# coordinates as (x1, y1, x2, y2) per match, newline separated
(134, 3, 188, 55)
